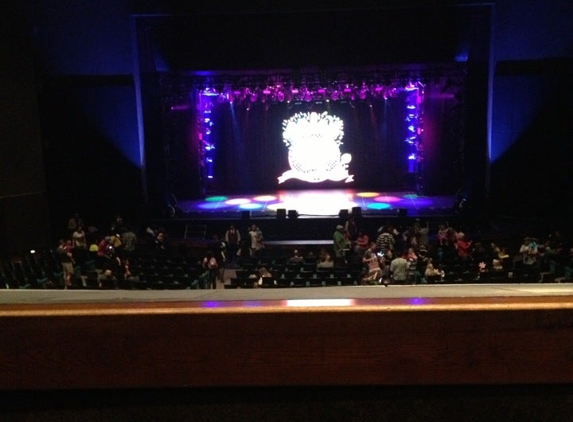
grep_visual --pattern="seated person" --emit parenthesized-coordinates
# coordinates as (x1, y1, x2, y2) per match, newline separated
(492, 259, 504, 271)
(423, 257, 444, 283)
(288, 249, 304, 264)
(317, 251, 334, 269)
(98, 268, 118, 289)
(256, 267, 273, 287)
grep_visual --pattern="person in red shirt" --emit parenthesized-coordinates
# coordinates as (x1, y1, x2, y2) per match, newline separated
(353, 230, 370, 257)
(456, 233, 473, 268)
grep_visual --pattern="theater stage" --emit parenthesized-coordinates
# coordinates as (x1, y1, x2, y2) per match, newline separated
(175, 189, 458, 219)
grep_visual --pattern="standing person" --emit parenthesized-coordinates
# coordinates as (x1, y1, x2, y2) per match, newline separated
(201, 250, 219, 289)
(344, 215, 359, 242)
(361, 249, 383, 285)
(56, 239, 75, 289)
(333, 225, 351, 264)
(389, 252, 409, 285)
(248, 224, 264, 258)
(354, 230, 370, 257)
(72, 225, 88, 265)
(210, 233, 227, 285)
(224, 224, 241, 266)
(376, 226, 395, 256)
(455, 233, 473, 269)
(67, 213, 84, 236)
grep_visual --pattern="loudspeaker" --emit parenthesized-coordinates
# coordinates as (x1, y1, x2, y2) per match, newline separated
(351, 206, 362, 217)
(338, 209, 349, 218)
(396, 208, 407, 217)
(288, 210, 298, 219)
(276, 208, 286, 219)
(241, 210, 251, 220)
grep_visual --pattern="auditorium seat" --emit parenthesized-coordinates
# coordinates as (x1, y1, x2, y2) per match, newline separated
(259, 276, 276, 288)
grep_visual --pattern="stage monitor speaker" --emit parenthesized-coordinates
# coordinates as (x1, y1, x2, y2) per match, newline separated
(339, 209, 349, 218)
(351, 206, 362, 217)
(288, 210, 298, 219)
(241, 211, 251, 220)
(396, 208, 407, 217)
(276, 208, 286, 219)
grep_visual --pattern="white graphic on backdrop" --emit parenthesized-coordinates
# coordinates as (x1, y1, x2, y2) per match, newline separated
(278, 111, 353, 184)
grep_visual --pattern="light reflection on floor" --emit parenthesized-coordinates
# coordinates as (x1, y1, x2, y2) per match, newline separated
(177, 189, 455, 217)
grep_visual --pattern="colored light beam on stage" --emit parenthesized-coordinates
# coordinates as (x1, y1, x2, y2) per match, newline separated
(374, 195, 402, 203)
(226, 198, 251, 205)
(266, 203, 288, 211)
(273, 190, 357, 216)
(253, 195, 277, 201)
(356, 192, 380, 198)
(367, 203, 391, 210)
(239, 203, 263, 210)
(205, 196, 228, 202)
(198, 202, 230, 210)
(175, 189, 456, 216)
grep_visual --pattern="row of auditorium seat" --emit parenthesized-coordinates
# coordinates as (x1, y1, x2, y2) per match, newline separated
(1, 247, 568, 289)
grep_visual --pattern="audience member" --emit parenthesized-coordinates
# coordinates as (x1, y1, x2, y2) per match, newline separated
(353, 230, 370, 256)
(317, 252, 334, 269)
(361, 249, 383, 285)
(120, 226, 137, 258)
(390, 252, 409, 285)
(344, 215, 359, 241)
(455, 233, 473, 267)
(67, 213, 84, 235)
(376, 226, 395, 255)
(248, 224, 264, 257)
(288, 249, 304, 264)
(56, 238, 74, 289)
(201, 250, 219, 289)
(519, 237, 539, 276)
(333, 225, 351, 263)
(224, 224, 241, 266)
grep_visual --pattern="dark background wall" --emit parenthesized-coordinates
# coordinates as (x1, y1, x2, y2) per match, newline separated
(0, 4, 51, 254)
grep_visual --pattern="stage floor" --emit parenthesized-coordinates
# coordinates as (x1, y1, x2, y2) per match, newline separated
(176, 189, 457, 218)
